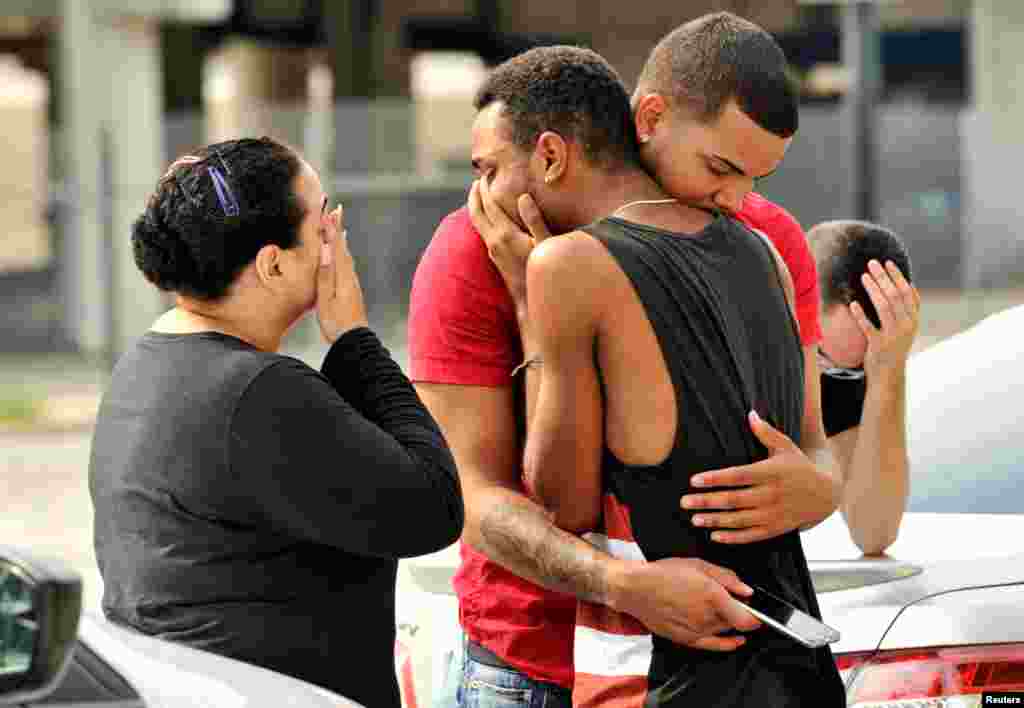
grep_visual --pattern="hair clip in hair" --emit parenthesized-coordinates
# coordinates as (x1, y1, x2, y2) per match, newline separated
(208, 165, 240, 217)
(214, 149, 232, 175)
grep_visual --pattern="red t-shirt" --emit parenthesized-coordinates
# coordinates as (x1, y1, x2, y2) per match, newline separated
(408, 208, 578, 687)
(407, 195, 820, 689)
(736, 192, 822, 346)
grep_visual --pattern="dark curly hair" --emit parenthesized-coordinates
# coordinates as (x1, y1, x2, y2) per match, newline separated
(474, 45, 640, 170)
(809, 220, 913, 328)
(132, 136, 306, 301)
(637, 12, 798, 139)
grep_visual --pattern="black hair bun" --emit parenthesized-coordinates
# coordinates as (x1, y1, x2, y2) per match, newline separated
(131, 206, 198, 294)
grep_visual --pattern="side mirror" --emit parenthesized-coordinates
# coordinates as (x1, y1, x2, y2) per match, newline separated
(0, 546, 82, 705)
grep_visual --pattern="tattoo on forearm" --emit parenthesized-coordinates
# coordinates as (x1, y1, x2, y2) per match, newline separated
(479, 499, 607, 604)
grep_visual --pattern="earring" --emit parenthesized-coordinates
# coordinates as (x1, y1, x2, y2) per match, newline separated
(639, 135, 651, 144)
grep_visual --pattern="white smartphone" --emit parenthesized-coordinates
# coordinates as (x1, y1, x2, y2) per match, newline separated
(736, 585, 841, 649)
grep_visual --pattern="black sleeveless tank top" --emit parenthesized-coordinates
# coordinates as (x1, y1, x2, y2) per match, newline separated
(572, 215, 845, 708)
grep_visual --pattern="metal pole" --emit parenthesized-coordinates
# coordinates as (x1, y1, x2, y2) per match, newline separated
(59, 0, 107, 356)
(99, 124, 117, 370)
(842, 1, 881, 222)
(326, 1, 374, 99)
(476, 0, 502, 33)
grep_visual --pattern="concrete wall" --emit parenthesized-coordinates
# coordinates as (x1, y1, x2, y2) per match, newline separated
(332, 103, 969, 320)
(0, 98, 983, 353)
(759, 101, 963, 289)
(0, 55, 50, 273)
(961, 0, 1024, 289)
(4, 0, 1016, 355)
(341, 187, 466, 317)
(499, 0, 802, 91)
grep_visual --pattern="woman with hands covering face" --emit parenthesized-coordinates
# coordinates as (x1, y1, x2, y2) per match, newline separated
(90, 137, 463, 708)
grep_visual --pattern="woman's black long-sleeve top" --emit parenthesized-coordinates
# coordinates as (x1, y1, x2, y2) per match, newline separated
(90, 326, 463, 707)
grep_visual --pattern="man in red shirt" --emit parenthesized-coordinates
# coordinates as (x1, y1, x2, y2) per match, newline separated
(410, 13, 840, 708)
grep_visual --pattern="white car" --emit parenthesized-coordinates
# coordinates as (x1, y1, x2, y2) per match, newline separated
(399, 304, 1024, 707)
(804, 302, 1024, 706)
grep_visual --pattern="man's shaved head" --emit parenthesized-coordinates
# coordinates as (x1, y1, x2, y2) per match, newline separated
(636, 12, 798, 138)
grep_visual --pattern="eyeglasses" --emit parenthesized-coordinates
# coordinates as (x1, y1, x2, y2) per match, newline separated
(817, 348, 865, 380)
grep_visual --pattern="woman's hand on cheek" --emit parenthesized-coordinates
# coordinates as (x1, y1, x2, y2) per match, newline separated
(316, 206, 369, 343)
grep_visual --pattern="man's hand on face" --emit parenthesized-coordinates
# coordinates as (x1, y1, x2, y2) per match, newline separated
(467, 178, 553, 308)
(850, 259, 920, 379)
(611, 556, 761, 651)
(679, 411, 839, 543)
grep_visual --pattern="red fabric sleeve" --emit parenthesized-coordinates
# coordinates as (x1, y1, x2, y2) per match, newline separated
(408, 208, 522, 386)
(736, 193, 822, 346)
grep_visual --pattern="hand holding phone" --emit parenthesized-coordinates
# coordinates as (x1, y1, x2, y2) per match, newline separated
(736, 585, 840, 649)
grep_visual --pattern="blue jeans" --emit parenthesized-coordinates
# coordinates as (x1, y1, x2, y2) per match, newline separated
(433, 633, 572, 708)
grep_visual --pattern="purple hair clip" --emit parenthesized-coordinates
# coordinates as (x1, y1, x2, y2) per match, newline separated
(208, 152, 240, 217)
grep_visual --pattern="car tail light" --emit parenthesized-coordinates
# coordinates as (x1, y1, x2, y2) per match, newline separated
(837, 643, 1024, 706)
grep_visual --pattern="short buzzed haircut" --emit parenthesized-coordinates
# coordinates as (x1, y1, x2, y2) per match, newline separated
(474, 45, 641, 170)
(809, 220, 913, 328)
(636, 12, 799, 138)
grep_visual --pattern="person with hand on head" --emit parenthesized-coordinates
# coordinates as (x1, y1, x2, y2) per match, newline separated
(809, 220, 918, 555)
(89, 136, 463, 708)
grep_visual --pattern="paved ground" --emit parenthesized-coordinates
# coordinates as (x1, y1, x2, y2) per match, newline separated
(1, 289, 1021, 617)
(0, 429, 103, 609)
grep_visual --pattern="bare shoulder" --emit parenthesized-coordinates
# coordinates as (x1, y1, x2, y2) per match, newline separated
(529, 230, 617, 277)
(527, 231, 617, 322)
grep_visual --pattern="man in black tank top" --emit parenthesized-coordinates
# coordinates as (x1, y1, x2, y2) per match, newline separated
(467, 46, 845, 706)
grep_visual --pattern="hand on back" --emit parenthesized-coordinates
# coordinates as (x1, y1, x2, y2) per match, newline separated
(679, 411, 840, 543)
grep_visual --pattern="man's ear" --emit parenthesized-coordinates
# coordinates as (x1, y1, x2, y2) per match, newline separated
(253, 244, 285, 292)
(536, 131, 568, 185)
(633, 92, 667, 144)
